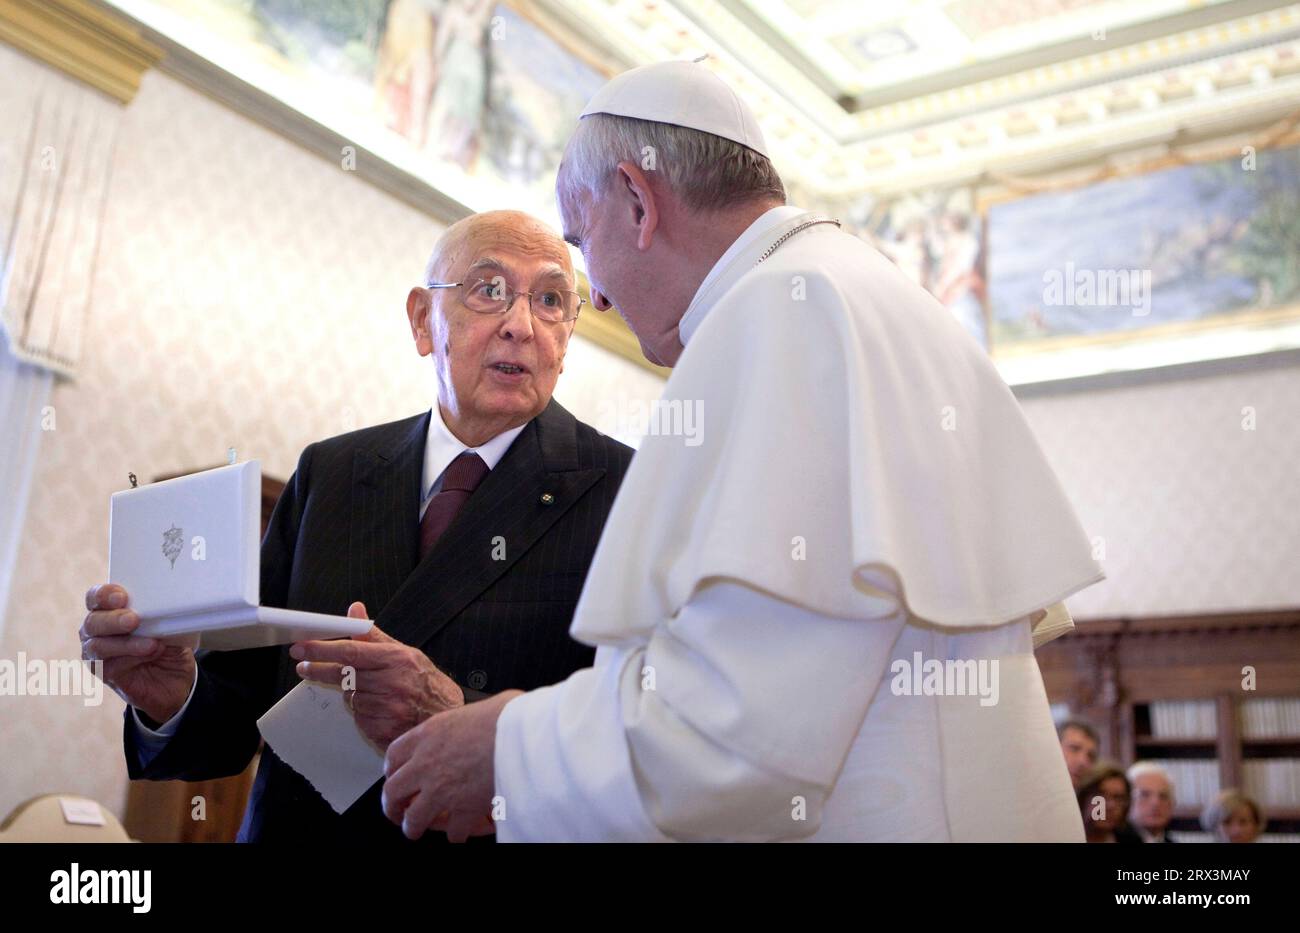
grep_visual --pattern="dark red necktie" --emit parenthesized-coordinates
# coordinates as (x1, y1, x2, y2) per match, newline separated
(419, 451, 489, 560)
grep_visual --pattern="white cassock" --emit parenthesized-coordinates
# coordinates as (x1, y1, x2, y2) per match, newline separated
(494, 205, 1104, 841)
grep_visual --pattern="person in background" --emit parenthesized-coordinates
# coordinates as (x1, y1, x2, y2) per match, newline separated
(1077, 762, 1143, 843)
(1127, 761, 1178, 843)
(1059, 719, 1101, 790)
(1202, 790, 1266, 843)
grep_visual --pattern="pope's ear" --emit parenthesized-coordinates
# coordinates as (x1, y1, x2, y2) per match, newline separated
(614, 160, 659, 251)
(407, 286, 434, 357)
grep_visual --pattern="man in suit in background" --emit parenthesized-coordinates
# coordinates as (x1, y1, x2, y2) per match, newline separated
(80, 210, 633, 842)
(1128, 762, 1178, 843)
(1059, 719, 1101, 790)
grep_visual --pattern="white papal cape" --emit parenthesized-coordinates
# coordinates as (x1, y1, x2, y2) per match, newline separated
(494, 206, 1104, 841)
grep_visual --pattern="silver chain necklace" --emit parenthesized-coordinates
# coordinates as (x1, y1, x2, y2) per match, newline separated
(754, 216, 841, 266)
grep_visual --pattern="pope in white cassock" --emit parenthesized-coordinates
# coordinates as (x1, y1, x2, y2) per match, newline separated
(380, 61, 1105, 842)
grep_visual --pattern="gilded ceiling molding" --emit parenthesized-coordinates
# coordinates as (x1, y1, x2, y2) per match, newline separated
(0, 0, 162, 104)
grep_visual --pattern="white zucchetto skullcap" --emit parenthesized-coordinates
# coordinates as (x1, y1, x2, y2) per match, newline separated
(580, 60, 769, 158)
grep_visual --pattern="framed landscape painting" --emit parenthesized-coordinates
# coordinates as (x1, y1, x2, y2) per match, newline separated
(984, 137, 1300, 384)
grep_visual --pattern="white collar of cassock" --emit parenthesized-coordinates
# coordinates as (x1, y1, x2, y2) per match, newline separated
(422, 405, 526, 506)
(678, 204, 809, 348)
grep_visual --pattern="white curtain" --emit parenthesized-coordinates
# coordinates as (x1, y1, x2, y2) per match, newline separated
(0, 44, 123, 634)
(0, 42, 121, 374)
(0, 333, 53, 638)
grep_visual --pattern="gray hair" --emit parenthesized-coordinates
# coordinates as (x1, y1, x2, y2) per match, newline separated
(1127, 761, 1176, 800)
(1200, 789, 1265, 836)
(557, 113, 786, 213)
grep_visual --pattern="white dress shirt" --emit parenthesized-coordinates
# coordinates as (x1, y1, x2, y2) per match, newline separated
(419, 405, 525, 517)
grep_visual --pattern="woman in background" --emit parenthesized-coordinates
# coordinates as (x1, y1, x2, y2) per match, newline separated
(1202, 790, 1266, 843)
(1077, 763, 1143, 843)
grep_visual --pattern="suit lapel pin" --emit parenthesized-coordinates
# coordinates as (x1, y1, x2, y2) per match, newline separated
(540, 492, 555, 506)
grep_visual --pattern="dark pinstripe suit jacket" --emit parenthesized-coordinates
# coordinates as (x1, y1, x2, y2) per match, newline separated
(124, 399, 633, 843)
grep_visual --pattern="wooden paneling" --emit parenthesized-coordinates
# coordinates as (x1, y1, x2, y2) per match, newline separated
(1039, 609, 1300, 835)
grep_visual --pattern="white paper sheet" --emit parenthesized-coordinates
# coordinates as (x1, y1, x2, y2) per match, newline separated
(256, 681, 385, 814)
(59, 797, 106, 826)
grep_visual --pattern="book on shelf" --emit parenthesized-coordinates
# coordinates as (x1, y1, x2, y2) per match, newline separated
(1242, 759, 1300, 809)
(1148, 700, 1217, 739)
(1240, 697, 1300, 740)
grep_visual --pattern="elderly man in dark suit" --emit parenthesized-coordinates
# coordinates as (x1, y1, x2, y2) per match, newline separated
(80, 210, 633, 842)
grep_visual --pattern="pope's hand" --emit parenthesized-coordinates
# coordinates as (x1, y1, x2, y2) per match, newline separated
(382, 688, 524, 842)
(290, 602, 466, 749)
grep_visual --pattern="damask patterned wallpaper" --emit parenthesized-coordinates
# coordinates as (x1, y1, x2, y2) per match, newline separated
(0, 52, 1295, 826)
(1020, 360, 1300, 618)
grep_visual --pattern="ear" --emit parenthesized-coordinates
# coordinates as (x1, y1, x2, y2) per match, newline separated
(614, 160, 660, 252)
(406, 286, 434, 357)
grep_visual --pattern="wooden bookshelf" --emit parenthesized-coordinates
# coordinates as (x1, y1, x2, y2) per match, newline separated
(1134, 737, 1217, 749)
(1037, 608, 1300, 839)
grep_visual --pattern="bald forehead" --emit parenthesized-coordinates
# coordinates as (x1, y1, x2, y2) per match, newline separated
(465, 255, 569, 283)
(425, 210, 572, 284)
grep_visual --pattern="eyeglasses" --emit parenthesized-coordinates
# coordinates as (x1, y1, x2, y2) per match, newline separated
(427, 277, 584, 323)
